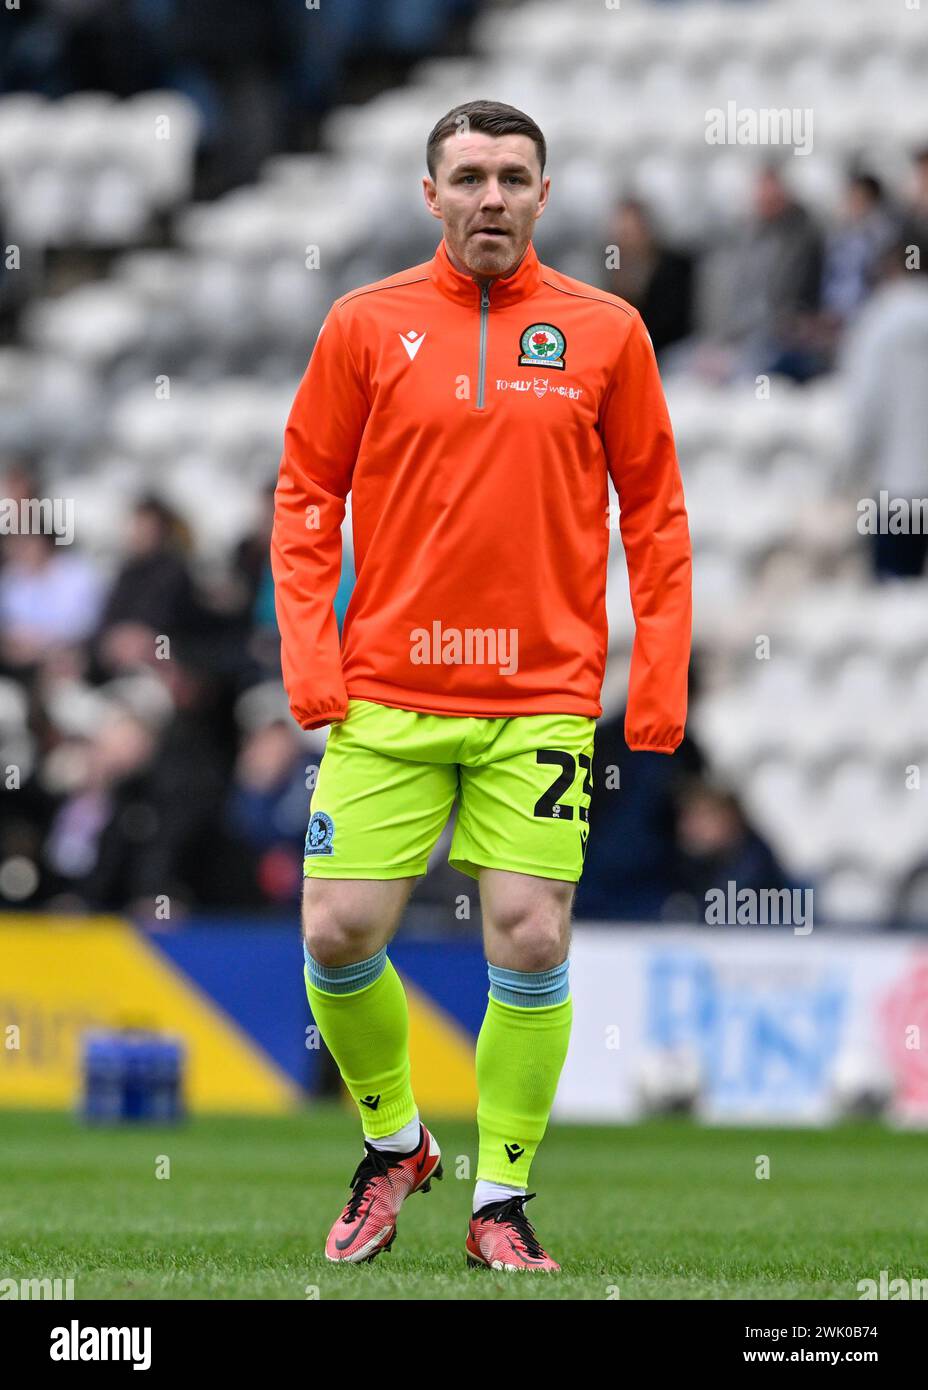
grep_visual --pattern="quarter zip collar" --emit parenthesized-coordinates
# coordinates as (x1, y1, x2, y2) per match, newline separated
(429, 236, 543, 307)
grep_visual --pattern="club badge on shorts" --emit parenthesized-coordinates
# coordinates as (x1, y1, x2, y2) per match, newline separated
(305, 811, 335, 856)
(518, 322, 566, 371)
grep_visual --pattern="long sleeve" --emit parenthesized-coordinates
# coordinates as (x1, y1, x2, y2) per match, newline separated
(271, 308, 370, 731)
(599, 310, 692, 752)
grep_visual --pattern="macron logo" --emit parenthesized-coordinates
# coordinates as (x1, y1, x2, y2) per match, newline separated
(399, 330, 426, 361)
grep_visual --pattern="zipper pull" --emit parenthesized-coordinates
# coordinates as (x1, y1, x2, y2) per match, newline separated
(480, 283, 490, 309)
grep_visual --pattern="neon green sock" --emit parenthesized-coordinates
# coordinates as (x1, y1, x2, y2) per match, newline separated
(475, 993, 573, 1186)
(304, 950, 417, 1139)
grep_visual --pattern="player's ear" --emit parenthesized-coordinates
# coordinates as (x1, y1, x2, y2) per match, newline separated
(534, 175, 551, 222)
(422, 176, 443, 221)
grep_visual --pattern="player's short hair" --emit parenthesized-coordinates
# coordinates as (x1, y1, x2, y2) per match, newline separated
(426, 100, 546, 180)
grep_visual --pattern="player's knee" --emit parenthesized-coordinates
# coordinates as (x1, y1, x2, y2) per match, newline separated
(493, 907, 569, 972)
(302, 916, 372, 967)
(301, 890, 372, 967)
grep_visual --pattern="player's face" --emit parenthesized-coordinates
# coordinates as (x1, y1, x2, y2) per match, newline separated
(423, 131, 549, 280)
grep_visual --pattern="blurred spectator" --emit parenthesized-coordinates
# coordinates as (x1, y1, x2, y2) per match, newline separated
(0, 461, 44, 549)
(665, 782, 793, 923)
(820, 172, 899, 331)
(573, 702, 706, 922)
(901, 145, 928, 258)
(232, 483, 276, 617)
(841, 241, 928, 579)
(44, 709, 159, 899)
(701, 165, 823, 382)
(44, 646, 262, 917)
(227, 715, 313, 906)
(0, 205, 18, 337)
(228, 482, 294, 670)
(603, 199, 694, 355)
(92, 495, 201, 675)
(0, 531, 104, 671)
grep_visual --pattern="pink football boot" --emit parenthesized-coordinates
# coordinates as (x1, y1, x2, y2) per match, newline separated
(325, 1123, 442, 1263)
(465, 1193, 560, 1271)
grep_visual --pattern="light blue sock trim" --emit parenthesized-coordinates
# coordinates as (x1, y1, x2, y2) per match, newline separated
(303, 943, 387, 995)
(487, 959, 570, 1008)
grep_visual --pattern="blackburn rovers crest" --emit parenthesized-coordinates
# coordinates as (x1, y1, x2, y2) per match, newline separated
(518, 322, 566, 370)
(305, 811, 335, 856)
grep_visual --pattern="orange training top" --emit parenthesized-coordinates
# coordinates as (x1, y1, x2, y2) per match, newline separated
(271, 237, 692, 752)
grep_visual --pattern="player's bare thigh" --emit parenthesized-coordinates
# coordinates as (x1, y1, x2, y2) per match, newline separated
(478, 867, 574, 972)
(301, 875, 420, 967)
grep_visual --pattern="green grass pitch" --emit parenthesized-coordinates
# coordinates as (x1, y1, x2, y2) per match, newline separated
(1, 1106, 926, 1300)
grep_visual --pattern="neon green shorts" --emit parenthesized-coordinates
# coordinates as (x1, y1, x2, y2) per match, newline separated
(303, 699, 595, 883)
